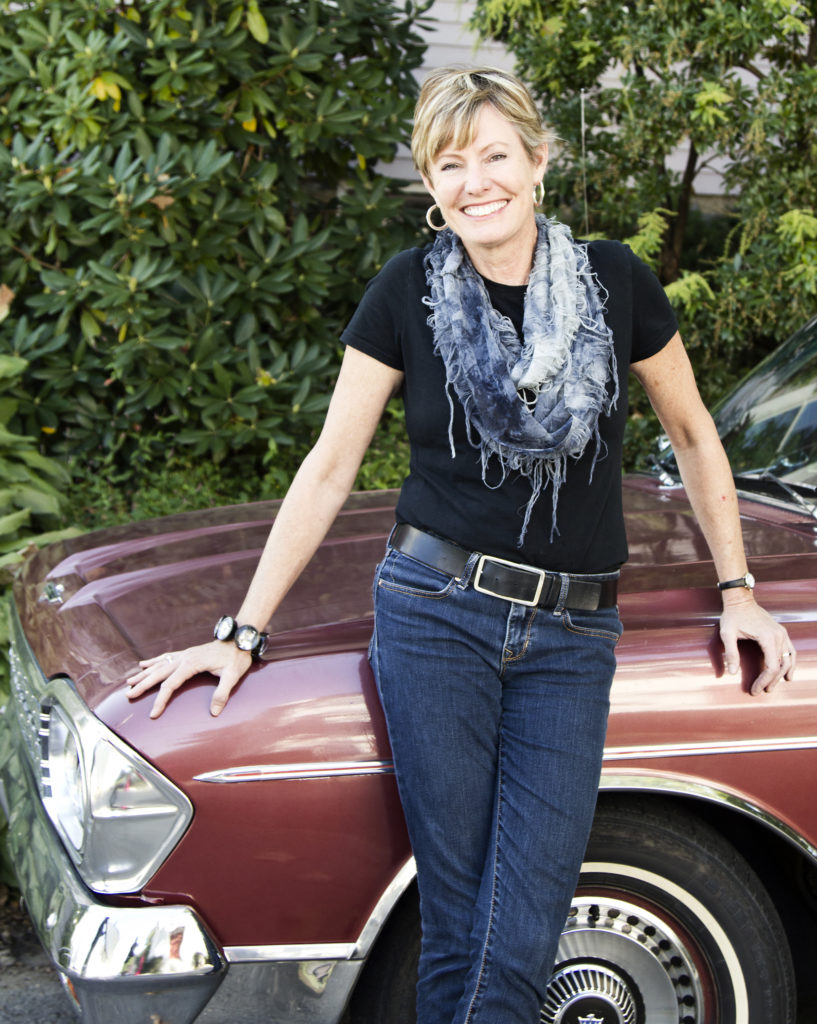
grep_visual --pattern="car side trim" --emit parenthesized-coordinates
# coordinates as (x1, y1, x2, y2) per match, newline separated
(604, 735, 817, 760)
(193, 759, 396, 784)
(194, 736, 817, 786)
(225, 943, 357, 963)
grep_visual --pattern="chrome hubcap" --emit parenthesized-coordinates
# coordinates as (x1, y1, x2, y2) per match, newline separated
(541, 896, 704, 1024)
(542, 963, 636, 1023)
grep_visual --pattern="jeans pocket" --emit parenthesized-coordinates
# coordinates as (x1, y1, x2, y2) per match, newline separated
(561, 606, 623, 645)
(376, 549, 457, 600)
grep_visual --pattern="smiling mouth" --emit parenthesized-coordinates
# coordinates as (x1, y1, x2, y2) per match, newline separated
(463, 200, 508, 218)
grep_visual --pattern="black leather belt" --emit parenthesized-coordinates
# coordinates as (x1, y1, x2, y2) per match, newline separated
(390, 524, 618, 612)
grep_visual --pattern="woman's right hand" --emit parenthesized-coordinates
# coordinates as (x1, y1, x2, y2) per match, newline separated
(125, 640, 254, 719)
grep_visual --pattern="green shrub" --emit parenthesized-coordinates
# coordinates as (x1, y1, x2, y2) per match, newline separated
(0, 0, 428, 479)
(0, 350, 80, 698)
(0, 353, 82, 889)
(0, 353, 80, 610)
(355, 398, 410, 491)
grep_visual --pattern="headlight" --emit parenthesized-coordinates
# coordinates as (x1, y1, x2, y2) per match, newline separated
(39, 678, 193, 894)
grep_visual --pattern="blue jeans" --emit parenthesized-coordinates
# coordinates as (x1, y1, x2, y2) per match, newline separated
(369, 544, 621, 1024)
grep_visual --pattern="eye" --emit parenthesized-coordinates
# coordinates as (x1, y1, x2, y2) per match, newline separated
(439, 161, 460, 172)
(488, 152, 507, 163)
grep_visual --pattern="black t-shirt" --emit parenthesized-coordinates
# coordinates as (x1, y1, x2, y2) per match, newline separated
(341, 239, 677, 572)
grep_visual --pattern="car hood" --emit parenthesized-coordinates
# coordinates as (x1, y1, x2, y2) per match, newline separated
(14, 489, 397, 692)
(12, 478, 817, 746)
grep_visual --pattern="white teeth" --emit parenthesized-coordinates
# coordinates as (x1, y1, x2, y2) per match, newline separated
(464, 200, 507, 217)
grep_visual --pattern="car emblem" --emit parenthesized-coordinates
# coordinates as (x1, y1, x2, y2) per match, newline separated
(42, 581, 65, 604)
(578, 1016, 606, 1024)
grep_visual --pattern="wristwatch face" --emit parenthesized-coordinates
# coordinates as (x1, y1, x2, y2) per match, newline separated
(235, 624, 260, 652)
(214, 615, 237, 642)
(744, 572, 756, 589)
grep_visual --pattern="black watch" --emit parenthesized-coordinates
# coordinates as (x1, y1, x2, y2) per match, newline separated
(214, 615, 237, 641)
(234, 624, 269, 659)
(717, 572, 756, 592)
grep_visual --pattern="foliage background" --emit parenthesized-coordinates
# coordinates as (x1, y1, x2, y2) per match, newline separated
(0, 0, 427, 482)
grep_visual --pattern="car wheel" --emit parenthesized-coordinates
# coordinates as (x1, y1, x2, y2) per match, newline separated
(547, 797, 796, 1024)
(350, 799, 796, 1024)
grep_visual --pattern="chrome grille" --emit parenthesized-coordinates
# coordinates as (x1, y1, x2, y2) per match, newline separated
(7, 603, 50, 774)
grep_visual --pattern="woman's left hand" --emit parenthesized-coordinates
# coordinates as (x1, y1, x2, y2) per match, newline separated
(719, 597, 796, 694)
(126, 640, 254, 718)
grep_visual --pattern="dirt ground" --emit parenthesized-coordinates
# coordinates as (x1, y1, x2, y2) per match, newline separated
(0, 885, 76, 1023)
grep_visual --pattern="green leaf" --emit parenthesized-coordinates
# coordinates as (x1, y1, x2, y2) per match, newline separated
(246, 2, 270, 45)
(80, 309, 102, 342)
(0, 355, 28, 382)
(0, 509, 30, 540)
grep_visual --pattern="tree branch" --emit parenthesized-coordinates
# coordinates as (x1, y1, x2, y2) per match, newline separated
(662, 138, 698, 283)
(736, 61, 767, 81)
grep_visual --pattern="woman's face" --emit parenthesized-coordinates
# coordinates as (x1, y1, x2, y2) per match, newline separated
(422, 103, 547, 270)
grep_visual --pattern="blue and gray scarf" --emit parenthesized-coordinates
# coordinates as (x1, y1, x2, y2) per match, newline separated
(423, 215, 619, 545)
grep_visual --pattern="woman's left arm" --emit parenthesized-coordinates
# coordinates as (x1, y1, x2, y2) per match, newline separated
(631, 332, 796, 694)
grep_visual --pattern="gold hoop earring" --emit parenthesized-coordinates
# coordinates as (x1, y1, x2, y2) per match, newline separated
(425, 204, 447, 231)
(533, 181, 545, 207)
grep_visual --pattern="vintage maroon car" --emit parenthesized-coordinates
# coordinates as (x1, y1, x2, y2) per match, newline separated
(1, 317, 817, 1024)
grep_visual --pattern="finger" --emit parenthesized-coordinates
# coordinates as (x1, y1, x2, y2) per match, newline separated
(750, 663, 780, 696)
(127, 652, 176, 683)
(764, 639, 796, 691)
(210, 668, 244, 717)
(126, 668, 168, 696)
(139, 652, 179, 670)
(721, 633, 740, 676)
(126, 658, 176, 696)
(126, 667, 165, 691)
(750, 646, 791, 695)
(126, 676, 154, 698)
(782, 645, 796, 681)
(150, 672, 188, 719)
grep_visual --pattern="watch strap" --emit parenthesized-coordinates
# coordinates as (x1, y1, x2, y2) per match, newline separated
(717, 573, 755, 591)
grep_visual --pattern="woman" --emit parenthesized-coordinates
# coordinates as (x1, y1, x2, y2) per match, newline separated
(127, 67, 795, 1024)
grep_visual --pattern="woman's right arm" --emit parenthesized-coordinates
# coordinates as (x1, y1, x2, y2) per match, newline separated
(126, 346, 404, 718)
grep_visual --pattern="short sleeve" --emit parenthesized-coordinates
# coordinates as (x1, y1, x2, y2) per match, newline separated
(630, 251, 678, 363)
(340, 249, 426, 372)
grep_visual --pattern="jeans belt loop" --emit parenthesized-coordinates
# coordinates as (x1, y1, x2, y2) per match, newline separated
(552, 572, 571, 616)
(457, 551, 482, 590)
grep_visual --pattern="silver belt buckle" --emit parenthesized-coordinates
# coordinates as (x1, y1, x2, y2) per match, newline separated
(473, 554, 547, 607)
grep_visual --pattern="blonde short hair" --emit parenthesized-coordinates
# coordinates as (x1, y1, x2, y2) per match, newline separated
(411, 66, 552, 180)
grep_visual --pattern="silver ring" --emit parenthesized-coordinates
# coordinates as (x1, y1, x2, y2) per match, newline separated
(783, 650, 793, 658)
(164, 655, 174, 664)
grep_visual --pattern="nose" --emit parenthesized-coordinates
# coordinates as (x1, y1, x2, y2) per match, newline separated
(463, 161, 490, 195)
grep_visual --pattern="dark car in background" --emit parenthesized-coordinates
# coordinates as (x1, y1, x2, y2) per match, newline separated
(1, 316, 816, 1024)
